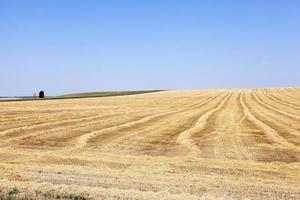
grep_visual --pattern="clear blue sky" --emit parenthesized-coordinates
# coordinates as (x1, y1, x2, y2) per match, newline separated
(1, 0, 300, 96)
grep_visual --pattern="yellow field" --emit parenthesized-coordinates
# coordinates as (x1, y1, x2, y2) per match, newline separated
(0, 88, 300, 199)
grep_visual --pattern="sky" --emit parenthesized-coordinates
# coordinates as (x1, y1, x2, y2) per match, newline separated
(1, 0, 300, 96)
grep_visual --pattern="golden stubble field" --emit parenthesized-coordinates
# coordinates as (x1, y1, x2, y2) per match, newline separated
(0, 88, 299, 199)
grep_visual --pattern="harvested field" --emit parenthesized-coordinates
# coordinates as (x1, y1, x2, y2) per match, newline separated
(0, 88, 299, 199)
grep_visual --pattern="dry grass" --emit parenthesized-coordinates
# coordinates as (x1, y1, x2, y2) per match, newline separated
(0, 88, 299, 199)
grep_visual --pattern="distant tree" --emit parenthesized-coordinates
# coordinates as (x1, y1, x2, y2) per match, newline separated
(39, 91, 45, 98)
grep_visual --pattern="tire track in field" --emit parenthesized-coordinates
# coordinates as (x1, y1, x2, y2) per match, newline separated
(246, 91, 300, 161)
(176, 93, 232, 156)
(99, 93, 225, 146)
(10, 114, 151, 148)
(1, 110, 138, 139)
(101, 93, 228, 155)
(251, 92, 300, 138)
(276, 88, 300, 101)
(213, 92, 254, 160)
(0, 112, 79, 129)
(253, 92, 300, 120)
(190, 93, 234, 158)
(0, 107, 127, 132)
(78, 114, 170, 149)
(0, 98, 182, 132)
(239, 93, 277, 161)
(286, 87, 300, 95)
(1, 99, 193, 137)
(263, 88, 300, 111)
(0, 112, 103, 137)
(236, 92, 261, 160)
(270, 88, 300, 107)
(4, 96, 209, 146)
(11, 105, 186, 147)
(7, 94, 215, 148)
(241, 91, 300, 152)
(212, 93, 243, 159)
(76, 93, 224, 149)
(193, 92, 254, 160)
(262, 89, 300, 111)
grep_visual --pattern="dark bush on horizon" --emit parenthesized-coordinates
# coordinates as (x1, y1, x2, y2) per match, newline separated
(39, 91, 45, 98)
